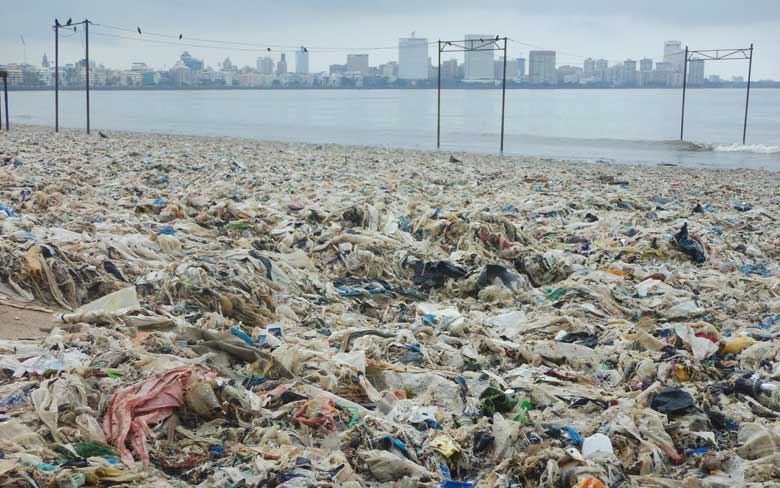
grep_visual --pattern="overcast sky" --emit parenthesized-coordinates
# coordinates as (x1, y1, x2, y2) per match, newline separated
(2, 0, 778, 79)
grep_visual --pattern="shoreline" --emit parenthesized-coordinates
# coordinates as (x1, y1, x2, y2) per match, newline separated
(5, 123, 780, 174)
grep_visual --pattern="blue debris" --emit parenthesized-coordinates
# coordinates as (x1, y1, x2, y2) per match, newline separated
(738, 264, 770, 277)
(686, 447, 710, 457)
(0, 203, 17, 217)
(230, 326, 255, 347)
(561, 425, 583, 446)
(152, 197, 167, 206)
(156, 226, 175, 236)
(399, 215, 411, 232)
(209, 445, 225, 458)
(381, 435, 411, 458)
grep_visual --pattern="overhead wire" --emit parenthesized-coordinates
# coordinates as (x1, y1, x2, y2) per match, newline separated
(94, 23, 437, 52)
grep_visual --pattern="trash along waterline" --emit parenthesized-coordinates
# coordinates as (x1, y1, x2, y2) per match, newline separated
(1, 125, 780, 487)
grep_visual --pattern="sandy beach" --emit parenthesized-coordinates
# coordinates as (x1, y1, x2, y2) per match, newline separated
(2, 125, 780, 486)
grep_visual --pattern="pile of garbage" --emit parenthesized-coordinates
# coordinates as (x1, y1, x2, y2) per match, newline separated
(1, 126, 780, 487)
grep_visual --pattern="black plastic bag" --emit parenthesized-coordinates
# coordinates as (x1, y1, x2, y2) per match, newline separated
(674, 223, 706, 263)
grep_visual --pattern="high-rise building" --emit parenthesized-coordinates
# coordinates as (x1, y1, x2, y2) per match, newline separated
(441, 59, 458, 80)
(623, 59, 637, 86)
(688, 59, 705, 85)
(464, 35, 495, 82)
(347, 54, 369, 75)
(398, 36, 429, 80)
(42, 53, 49, 68)
(654, 61, 674, 86)
(494, 57, 520, 80)
(664, 40, 684, 69)
(276, 54, 288, 76)
(295, 49, 309, 74)
(583, 58, 595, 78)
(517, 58, 526, 80)
(257, 56, 274, 75)
(639, 58, 653, 86)
(595, 59, 609, 82)
(528, 50, 556, 84)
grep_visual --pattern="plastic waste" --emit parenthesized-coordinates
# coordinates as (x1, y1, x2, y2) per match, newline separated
(673, 223, 706, 263)
(650, 387, 695, 415)
(581, 433, 614, 459)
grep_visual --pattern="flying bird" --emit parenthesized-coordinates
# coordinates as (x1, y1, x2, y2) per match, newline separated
(66, 17, 72, 26)
(302, 46, 307, 53)
(267, 47, 271, 52)
(98, 131, 108, 139)
(137, 27, 142, 35)
(179, 34, 183, 40)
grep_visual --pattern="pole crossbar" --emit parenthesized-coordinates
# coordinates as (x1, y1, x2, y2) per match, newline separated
(437, 37, 508, 153)
(680, 44, 753, 145)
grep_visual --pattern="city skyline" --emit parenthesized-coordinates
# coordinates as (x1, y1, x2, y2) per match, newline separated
(1, 0, 779, 80)
(2, 36, 767, 90)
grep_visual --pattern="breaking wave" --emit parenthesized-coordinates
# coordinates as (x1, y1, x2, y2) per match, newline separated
(711, 143, 780, 154)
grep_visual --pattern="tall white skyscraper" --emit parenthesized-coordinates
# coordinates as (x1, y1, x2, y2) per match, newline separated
(664, 40, 684, 68)
(398, 36, 429, 80)
(529, 50, 556, 84)
(347, 54, 369, 75)
(295, 49, 309, 74)
(463, 35, 495, 81)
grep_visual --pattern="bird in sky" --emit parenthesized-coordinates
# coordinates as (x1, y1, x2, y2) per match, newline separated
(267, 48, 271, 52)
(302, 46, 308, 53)
(66, 17, 72, 26)
(137, 27, 142, 35)
(179, 34, 183, 40)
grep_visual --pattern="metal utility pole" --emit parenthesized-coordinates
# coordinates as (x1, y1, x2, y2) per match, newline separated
(3, 74, 7, 130)
(500, 38, 507, 153)
(55, 22, 58, 132)
(85, 19, 90, 134)
(743, 43, 753, 144)
(679, 45, 754, 143)
(437, 40, 441, 149)
(680, 46, 688, 141)
(437, 37, 508, 153)
(53, 19, 92, 134)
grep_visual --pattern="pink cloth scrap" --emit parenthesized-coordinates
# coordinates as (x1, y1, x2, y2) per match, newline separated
(103, 365, 203, 469)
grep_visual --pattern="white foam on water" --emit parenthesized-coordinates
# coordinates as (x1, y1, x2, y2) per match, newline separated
(712, 143, 780, 154)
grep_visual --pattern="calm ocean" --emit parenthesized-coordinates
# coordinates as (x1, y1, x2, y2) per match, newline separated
(7, 88, 780, 169)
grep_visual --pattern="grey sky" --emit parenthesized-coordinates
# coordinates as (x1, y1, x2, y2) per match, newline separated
(2, 0, 778, 79)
